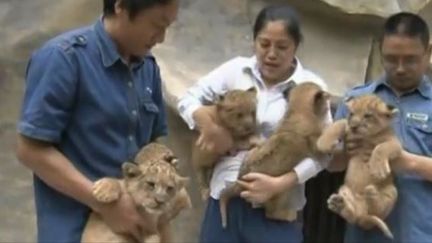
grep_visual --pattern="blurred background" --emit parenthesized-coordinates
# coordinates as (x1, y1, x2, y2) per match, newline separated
(0, 0, 431, 242)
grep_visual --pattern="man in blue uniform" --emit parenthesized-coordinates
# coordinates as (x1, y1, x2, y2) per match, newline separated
(15, 0, 178, 242)
(334, 12, 432, 242)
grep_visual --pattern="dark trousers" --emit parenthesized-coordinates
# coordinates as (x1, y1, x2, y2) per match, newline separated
(200, 197, 303, 243)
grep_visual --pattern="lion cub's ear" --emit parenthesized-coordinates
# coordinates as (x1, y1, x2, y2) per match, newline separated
(246, 87, 257, 94)
(215, 93, 226, 108)
(165, 155, 179, 169)
(314, 90, 330, 102)
(122, 162, 141, 178)
(282, 82, 297, 100)
(344, 96, 355, 112)
(386, 104, 399, 117)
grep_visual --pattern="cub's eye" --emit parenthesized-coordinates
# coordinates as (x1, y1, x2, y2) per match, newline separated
(225, 108, 234, 113)
(166, 186, 174, 194)
(364, 113, 373, 119)
(146, 182, 155, 189)
(237, 113, 244, 119)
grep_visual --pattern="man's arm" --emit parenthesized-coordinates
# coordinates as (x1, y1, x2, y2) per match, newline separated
(16, 135, 98, 209)
(393, 151, 432, 181)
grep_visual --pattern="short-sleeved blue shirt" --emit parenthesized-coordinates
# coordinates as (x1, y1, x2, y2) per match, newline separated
(18, 19, 167, 242)
(334, 76, 432, 243)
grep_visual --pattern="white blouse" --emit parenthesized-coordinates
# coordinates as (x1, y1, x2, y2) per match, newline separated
(177, 56, 331, 210)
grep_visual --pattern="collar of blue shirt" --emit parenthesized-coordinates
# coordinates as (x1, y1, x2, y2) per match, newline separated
(372, 75, 432, 100)
(94, 17, 150, 69)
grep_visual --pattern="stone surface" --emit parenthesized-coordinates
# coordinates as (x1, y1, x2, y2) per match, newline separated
(321, 0, 430, 17)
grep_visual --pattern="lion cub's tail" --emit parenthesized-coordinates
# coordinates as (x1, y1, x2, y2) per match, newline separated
(219, 183, 242, 228)
(359, 215, 394, 239)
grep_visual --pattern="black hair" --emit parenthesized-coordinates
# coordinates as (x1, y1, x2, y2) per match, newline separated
(253, 5, 303, 47)
(103, 0, 174, 19)
(381, 12, 430, 48)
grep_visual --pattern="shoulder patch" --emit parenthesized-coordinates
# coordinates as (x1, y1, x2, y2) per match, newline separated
(57, 35, 88, 52)
(344, 82, 376, 99)
(74, 35, 87, 46)
(351, 83, 370, 91)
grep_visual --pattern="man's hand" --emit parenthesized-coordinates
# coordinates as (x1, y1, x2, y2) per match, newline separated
(193, 106, 234, 155)
(94, 193, 156, 242)
(237, 172, 298, 204)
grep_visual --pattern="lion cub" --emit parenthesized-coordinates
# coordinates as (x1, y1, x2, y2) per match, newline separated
(135, 142, 179, 168)
(218, 82, 330, 228)
(81, 144, 191, 243)
(192, 87, 260, 200)
(316, 95, 401, 239)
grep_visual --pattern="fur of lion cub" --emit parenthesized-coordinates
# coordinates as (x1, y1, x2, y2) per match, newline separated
(218, 82, 330, 228)
(191, 87, 261, 200)
(81, 144, 191, 243)
(316, 95, 401, 239)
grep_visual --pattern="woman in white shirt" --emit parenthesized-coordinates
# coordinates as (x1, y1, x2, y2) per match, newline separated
(178, 5, 331, 243)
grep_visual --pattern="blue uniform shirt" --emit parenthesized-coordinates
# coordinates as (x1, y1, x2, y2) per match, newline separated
(18, 19, 167, 242)
(334, 76, 432, 243)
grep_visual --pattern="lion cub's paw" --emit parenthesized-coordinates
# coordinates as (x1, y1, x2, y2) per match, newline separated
(369, 153, 391, 181)
(144, 234, 161, 243)
(364, 185, 379, 200)
(327, 193, 345, 213)
(316, 137, 338, 153)
(92, 178, 121, 203)
(249, 136, 265, 148)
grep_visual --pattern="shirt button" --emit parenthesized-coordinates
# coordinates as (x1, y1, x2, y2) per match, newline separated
(128, 135, 134, 141)
(132, 110, 137, 116)
(128, 82, 133, 88)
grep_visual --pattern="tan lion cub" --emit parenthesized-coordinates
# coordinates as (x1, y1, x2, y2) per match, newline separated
(135, 142, 179, 168)
(191, 87, 260, 200)
(219, 82, 330, 228)
(81, 144, 191, 243)
(316, 95, 401, 239)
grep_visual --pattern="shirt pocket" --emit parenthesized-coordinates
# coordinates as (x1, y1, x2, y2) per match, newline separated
(138, 95, 159, 131)
(406, 119, 432, 154)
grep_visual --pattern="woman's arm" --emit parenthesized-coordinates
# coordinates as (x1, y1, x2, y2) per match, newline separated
(177, 58, 245, 154)
(177, 58, 240, 130)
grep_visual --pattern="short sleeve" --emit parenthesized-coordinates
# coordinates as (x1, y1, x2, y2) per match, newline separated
(18, 46, 77, 143)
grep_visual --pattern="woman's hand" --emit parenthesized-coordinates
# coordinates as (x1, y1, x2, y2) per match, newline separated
(237, 172, 298, 204)
(193, 106, 234, 155)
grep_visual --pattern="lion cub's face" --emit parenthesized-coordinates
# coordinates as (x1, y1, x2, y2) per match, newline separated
(217, 87, 257, 138)
(346, 95, 397, 137)
(122, 161, 188, 214)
